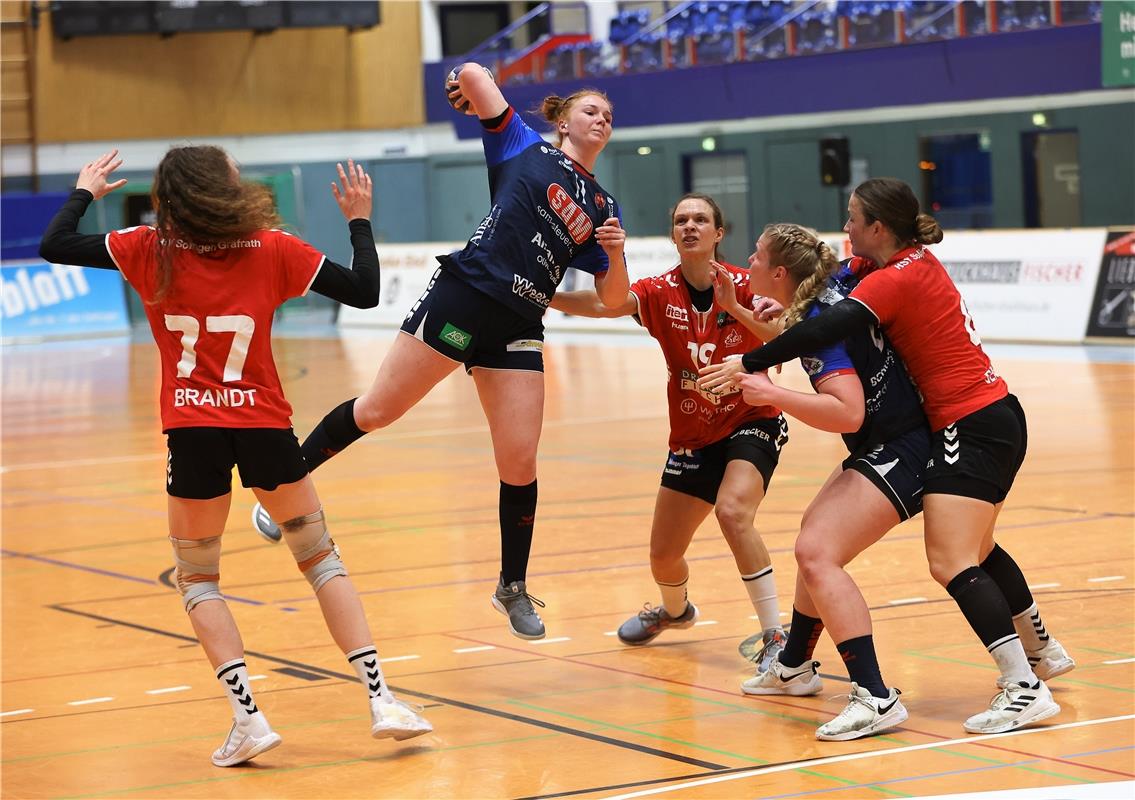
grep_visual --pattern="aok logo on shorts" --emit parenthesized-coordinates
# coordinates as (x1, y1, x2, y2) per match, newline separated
(439, 322, 472, 351)
(546, 184, 593, 244)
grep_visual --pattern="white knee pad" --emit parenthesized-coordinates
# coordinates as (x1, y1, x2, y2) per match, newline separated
(169, 535, 224, 613)
(280, 507, 348, 592)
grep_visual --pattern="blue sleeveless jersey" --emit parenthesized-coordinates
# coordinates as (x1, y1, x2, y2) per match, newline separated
(438, 107, 621, 320)
(801, 260, 928, 455)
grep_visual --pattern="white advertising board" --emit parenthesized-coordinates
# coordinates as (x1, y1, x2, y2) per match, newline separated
(818, 228, 1108, 343)
(341, 230, 1109, 343)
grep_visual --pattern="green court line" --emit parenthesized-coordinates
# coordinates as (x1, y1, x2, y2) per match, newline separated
(1075, 645, 1135, 658)
(631, 683, 830, 728)
(505, 699, 766, 765)
(796, 769, 913, 797)
(920, 741, 1095, 784)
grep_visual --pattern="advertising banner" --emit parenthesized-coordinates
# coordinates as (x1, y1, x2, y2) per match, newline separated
(342, 230, 1110, 343)
(1, 260, 130, 341)
(1086, 229, 1135, 338)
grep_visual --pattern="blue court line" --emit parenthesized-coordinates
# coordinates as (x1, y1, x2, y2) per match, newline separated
(0, 549, 266, 606)
(754, 755, 1093, 799)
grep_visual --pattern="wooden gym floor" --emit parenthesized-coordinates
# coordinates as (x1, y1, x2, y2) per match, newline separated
(2, 330, 1133, 799)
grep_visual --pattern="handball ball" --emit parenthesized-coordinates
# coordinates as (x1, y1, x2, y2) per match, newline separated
(445, 65, 494, 115)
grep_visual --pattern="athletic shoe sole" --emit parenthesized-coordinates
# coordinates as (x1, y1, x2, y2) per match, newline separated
(211, 731, 282, 767)
(490, 595, 546, 640)
(962, 697, 1060, 734)
(1033, 656, 1075, 682)
(372, 724, 433, 741)
(617, 605, 700, 646)
(250, 503, 282, 544)
(741, 674, 823, 697)
(816, 704, 909, 742)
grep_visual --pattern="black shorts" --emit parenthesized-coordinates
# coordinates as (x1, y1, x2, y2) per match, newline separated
(843, 425, 931, 521)
(923, 394, 1027, 504)
(660, 416, 788, 505)
(400, 267, 545, 373)
(165, 427, 308, 500)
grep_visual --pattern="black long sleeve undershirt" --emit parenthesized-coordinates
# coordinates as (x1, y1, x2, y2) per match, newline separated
(739, 299, 877, 373)
(38, 188, 382, 309)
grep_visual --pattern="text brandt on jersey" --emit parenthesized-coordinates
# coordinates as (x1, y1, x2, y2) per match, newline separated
(174, 387, 258, 407)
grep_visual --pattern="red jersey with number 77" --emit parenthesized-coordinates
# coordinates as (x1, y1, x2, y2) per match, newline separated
(847, 247, 1007, 431)
(631, 263, 780, 451)
(107, 225, 324, 431)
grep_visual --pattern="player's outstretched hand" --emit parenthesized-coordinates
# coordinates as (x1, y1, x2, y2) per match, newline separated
(332, 159, 373, 222)
(710, 261, 739, 310)
(698, 357, 747, 393)
(76, 149, 127, 200)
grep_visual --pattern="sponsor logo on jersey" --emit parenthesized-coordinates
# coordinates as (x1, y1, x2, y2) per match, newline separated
(512, 274, 552, 307)
(595, 193, 605, 210)
(547, 184, 593, 244)
(724, 328, 743, 348)
(716, 311, 736, 328)
(665, 304, 689, 323)
(439, 322, 472, 351)
(680, 398, 697, 414)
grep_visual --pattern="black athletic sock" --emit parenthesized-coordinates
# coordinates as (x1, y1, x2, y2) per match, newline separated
(499, 479, 537, 585)
(946, 566, 1017, 648)
(300, 398, 366, 471)
(779, 607, 824, 668)
(836, 635, 888, 698)
(979, 544, 1034, 616)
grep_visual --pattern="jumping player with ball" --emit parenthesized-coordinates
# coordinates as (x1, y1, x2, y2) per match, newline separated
(252, 63, 628, 641)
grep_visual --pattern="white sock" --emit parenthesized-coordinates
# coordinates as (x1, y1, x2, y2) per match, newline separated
(657, 577, 689, 618)
(1012, 602, 1049, 652)
(989, 635, 1038, 685)
(347, 645, 388, 701)
(742, 567, 781, 631)
(216, 658, 259, 722)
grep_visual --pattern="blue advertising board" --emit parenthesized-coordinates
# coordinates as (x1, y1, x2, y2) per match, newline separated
(1, 259, 130, 340)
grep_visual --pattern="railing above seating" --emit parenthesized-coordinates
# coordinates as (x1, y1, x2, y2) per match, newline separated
(460, 0, 1101, 87)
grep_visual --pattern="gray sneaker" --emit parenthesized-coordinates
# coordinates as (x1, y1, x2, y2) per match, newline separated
(251, 502, 282, 544)
(753, 627, 787, 673)
(491, 580, 546, 640)
(616, 602, 699, 645)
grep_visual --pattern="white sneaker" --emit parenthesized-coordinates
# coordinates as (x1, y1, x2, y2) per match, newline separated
(370, 695, 433, 741)
(816, 683, 907, 741)
(211, 715, 282, 767)
(741, 659, 823, 696)
(963, 680, 1060, 734)
(1027, 638, 1075, 681)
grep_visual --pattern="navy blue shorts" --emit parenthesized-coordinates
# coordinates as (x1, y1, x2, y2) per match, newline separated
(660, 416, 789, 505)
(923, 393, 1027, 504)
(165, 427, 307, 499)
(400, 267, 545, 373)
(843, 425, 931, 521)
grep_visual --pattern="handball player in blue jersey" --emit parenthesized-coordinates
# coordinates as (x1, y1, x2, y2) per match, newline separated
(252, 63, 629, 640)
(713, 223, 929, 740)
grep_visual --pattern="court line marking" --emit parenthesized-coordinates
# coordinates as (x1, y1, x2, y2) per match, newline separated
(453, 645, 495, 653)
(144, 686, 190, 695)
(378, 655, 420, 663)
(530, 637, 572, 645)
(597, 714, 1135, 800)
(888, 597, 928, 605)
(1028, 583, 1061, 589)
(1088, 576, 1125, 583)
(67, 697, 114, 707)
(0, 709, 33, 717)
(1104, 658, 1135, 665)
(693, 620, 718, 626)
(40, 604, 728, 772)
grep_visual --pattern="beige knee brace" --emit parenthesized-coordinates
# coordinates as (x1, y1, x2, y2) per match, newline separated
(169, 535, 223, 613)
(279, 507, 348, 591)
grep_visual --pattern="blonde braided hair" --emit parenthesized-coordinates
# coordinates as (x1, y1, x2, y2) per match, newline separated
(760, 223, 839, 327)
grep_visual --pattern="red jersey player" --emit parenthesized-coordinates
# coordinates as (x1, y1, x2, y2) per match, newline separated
(551, 193, 789, 668)
(38, 147, 431, 767)
(701, 178, 1071, 736)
